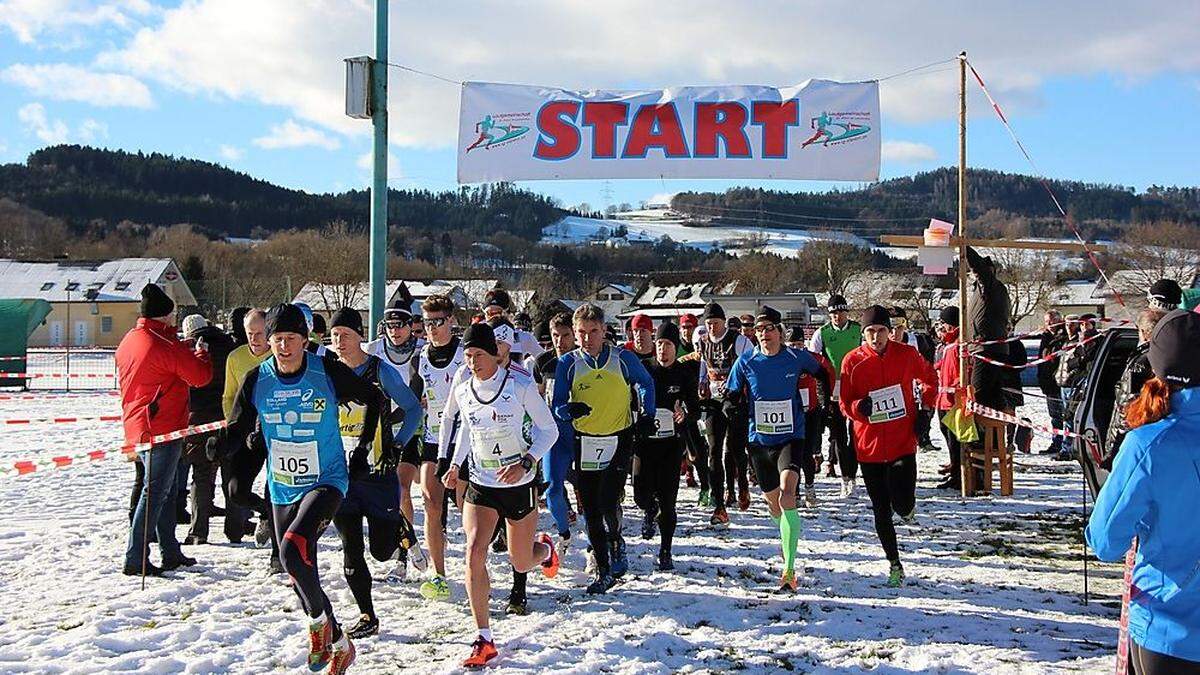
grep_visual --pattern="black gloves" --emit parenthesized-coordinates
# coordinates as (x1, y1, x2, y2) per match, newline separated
(377, 442, 400, 475)
(566, 402, 593, 420)
(204, 435, 222, 461)
(349, 444, 370, 480)
(635, 415, 658, 438)
(855, 395, 873, 419)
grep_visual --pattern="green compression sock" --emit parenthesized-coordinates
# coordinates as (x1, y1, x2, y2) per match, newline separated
(779, 509, 802, 573)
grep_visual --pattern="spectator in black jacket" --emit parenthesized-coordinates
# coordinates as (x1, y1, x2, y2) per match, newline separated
(1104, 306, 1170, 468)
(1036, 310, 1068, 455)
(1003, 325, 1028, 449)
(180, 315, 239, 545)
(965, 246, 1012, 409)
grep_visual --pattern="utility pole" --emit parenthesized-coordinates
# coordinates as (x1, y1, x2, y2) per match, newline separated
(368, 0, 389, 340)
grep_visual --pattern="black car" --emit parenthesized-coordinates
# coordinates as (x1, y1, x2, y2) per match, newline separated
(1069, 326, 1139, 498)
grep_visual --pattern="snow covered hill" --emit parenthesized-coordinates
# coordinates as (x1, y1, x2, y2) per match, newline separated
(0, 392, 1122, 673)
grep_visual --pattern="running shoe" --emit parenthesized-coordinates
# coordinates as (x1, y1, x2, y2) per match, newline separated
(640, 510, 657, 540)
(555, 534, 570, 562)
(586, 571, 616, 595)
(160, 554, 197, 571)
(737, 487, 751, 511)
(724, 491, 736, 508)
(840, 477, 857, 498)
(709, 508, 730, 528)
(610, 540, 628, 579)
(899, 504, 917, 525)
(327, 635, 355, 675)
(505, 592, 529, 616)
(697, 489, 712, 508)
(306, 618, 333, 671)
(347, 614, 378, 639)
(887, 562, 905, 588)
(268, 556, 285, 576)
(584, 547, 597, 576)
(419, 575, 450, 600)
(804, 484, 818, 509)
(776, 570, 798, 594)
(567, 509, 578, 526)
(122, 561, 164, 577)
(388, 546, 408, 583)
(825, 463, 838, 478)
(657, 550, 674, 571)
(463, 637, 498, 669)
(538, 533, 560, 579)
(254, 518, 272, 548)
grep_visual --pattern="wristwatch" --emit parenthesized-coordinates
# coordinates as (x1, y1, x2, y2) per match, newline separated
(519, 455, 534, 472)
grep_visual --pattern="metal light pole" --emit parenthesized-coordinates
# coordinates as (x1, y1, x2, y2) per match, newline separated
(368, 0, 389, 340)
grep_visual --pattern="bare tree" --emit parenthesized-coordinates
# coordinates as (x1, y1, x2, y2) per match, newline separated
(1115, 220, 1200, 296)
(0, 199, 71, 258)
(992, 246, 1060, 326)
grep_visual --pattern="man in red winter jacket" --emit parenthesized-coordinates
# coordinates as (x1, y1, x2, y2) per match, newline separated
(839, 305, 937, 588)
(117, 284, 212, 576)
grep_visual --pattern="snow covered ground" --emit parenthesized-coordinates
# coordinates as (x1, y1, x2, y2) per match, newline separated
(0, 391, 1123, 673)
(542, 215, 871, 258)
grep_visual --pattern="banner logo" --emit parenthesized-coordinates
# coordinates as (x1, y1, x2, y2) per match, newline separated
(466, 113, 531, 152)
(801, 110, 871, 149)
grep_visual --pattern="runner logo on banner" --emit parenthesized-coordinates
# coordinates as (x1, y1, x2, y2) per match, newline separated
(457, 80, 880, 183)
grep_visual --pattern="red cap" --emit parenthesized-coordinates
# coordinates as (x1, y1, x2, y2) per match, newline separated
(631, 313, 653, 331)
(680, 313, 698, 327)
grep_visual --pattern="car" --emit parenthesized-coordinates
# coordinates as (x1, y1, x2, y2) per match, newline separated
(1069, 326, 1139, 498)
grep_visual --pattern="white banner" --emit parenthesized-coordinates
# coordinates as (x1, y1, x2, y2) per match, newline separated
(457, 80, 879, 183)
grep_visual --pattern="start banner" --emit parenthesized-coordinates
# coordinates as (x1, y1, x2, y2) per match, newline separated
(457, 79, 880, 183)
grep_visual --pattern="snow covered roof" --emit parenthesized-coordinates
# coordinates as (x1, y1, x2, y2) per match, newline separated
(0, 258, 197, 305)
(293, 280, 469, 314)
(1048, 279, 1102, 306)
(633, 282, 712, 308)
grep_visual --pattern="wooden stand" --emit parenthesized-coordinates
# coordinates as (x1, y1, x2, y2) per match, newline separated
(961, 417, 1013, 497)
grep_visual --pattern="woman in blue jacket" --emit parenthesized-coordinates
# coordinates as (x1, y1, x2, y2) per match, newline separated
(1087, 309, 1200, 673)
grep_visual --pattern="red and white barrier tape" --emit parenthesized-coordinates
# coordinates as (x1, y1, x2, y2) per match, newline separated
(2, 414, 122, 426)
(971, 332, 1104, 369)
(0, 391, 120, 401)
(2, 420, 227, 477)
(0, 372, 116, 379)
(966, 400, 1100, 463)
(1115, 537, 1137, 675)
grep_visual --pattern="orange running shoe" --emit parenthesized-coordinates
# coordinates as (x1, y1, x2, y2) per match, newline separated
(463, 637, 498, 669)
(328, 636, 356, 674)
(538, 533, 559, 579)
(306, 619, 333, 672)
(776, 570, 799, 595)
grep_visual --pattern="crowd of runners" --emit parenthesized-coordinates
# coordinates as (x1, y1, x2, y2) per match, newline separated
(113, 279, 1200, 673)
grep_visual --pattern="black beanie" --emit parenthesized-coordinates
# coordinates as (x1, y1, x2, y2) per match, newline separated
(140, 283, 175, 318)
(727, 316, 742, 330)
(266, 303, 308, 337)
(462, 323, 498, 356)
(828, 294, 849, 312)
(311, 313, 327, 335)
(861, 305, 892, 329)
(1148, 279, 1183, 311)
(330, 307, 364, 337)
(655, 321, 681, 348)
(484, 288, 511, 310)
(939, 305, 960, 327)
(787, 325, 806, 343)
(1149, 309, 1200, 387)
(702, 302, 725, 320)
(384, 298, 412, 321)
(755, 305, 782, 326)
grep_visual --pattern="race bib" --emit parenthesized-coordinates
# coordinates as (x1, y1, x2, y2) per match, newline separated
(471, 425, 525, 470)
(580, 435, 619, 472)
(754, 399, 794, 435)
(271, 439, 319, 487)
(799, 389, 810, 409)
(427, 409, 444, 439)
(868, 384, 907, 424)
(653, 408, 676, 438)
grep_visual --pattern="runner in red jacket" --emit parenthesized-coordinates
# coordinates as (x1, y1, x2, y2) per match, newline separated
(117, 284, 212, 577)
(839, 305, 936, 587)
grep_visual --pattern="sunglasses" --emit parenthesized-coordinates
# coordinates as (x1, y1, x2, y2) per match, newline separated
(384, 320, 410, 329)
(754, 323, 778, 333)
(423, 316, 449, 328)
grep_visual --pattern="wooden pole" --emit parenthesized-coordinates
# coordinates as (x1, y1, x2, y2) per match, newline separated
(957, 51, 970, 392)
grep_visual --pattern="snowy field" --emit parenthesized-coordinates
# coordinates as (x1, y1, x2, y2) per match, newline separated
(0, 391, 1123, 674)
(542, 215, 871, 257)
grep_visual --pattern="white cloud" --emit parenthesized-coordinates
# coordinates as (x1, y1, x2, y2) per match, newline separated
(98, 1, 1200, 152)
(646, 192, 677, 207)
(17, 103, 69, 144)
(1, 63, 153, 108)
(252, 119, 340, 150)
(882, 140, 937, 163)
(356, 148, 401, 178)
(0, 0, 155, 46)
(75, 118, 107, 142)
(218, 144, 244, 161)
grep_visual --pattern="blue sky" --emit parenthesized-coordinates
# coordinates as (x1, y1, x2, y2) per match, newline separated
(1, 1, 1197, 213)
